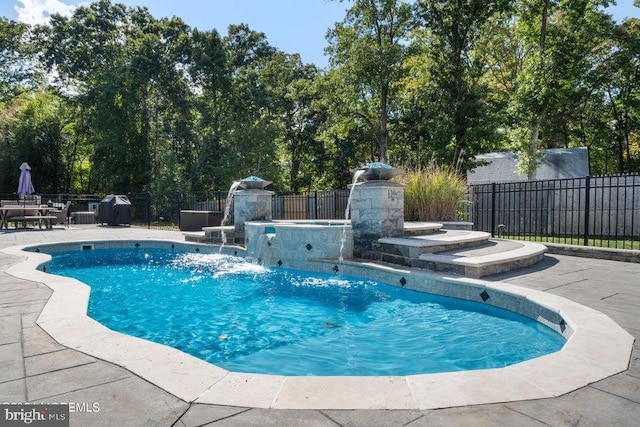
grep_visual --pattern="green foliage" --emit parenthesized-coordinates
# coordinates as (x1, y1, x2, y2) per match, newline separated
(0, 91, 76, 193)
(2, 0, 640, 196)
(42, 0, 196, 193)
(401, 0, 511, 170)
(589, 17, 640, 174)
(326, 0, 413, 163)
(508, 125, 544, 178)
(0, 18, 38, 102)
(395, 165, 467, 221)
(504, 0, 618, 178)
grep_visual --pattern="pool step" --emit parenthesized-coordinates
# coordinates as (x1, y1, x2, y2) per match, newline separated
(379, 226, 547, 278)
(184, 225, 237, 243)
(379, 229, 491, 264)
(417, 239, 547, 278)
(183, 231, 207, 243)
(402, 222, 444, 236)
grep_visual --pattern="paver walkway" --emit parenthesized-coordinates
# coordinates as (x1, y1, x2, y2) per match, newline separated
(1, 226, 638, 426)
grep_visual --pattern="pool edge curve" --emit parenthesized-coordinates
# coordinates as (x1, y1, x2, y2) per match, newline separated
(1, 239, 634, 410)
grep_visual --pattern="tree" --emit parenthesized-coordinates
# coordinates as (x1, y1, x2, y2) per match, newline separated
(42, 0, 193, 193)
(413, 0, 511, 170)
(327, 0, 413, 163)
(507, 0, 615, 178)
(0, 17, 25, 102)
(591, 18, 640, 173)
(189, 28, 229, 190)
(312, 68, 373, 187)
(1, 91, 76, 193)
(217, 24, 283, 187)
(259, 53, 325, 190)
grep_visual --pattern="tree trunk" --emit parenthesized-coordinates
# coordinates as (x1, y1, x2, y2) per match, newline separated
(528, 118, 540, 180)
(526, 0, 549, 181)
(607, 88, 626, 174)
(378, 83, 389, 163)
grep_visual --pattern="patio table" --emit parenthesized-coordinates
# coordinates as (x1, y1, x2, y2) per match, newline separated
(0, 206, 57, 229)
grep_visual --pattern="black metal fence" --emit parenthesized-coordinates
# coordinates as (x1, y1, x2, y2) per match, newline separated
(272, 190, 349, 220)
(0, 190, 351, 230)
(131, 190, 350, 227)
(5, 176, 639, 250)
(467, 175, 640, 249)
(132, 190, 350, 227)
(127, 191, 226, 228)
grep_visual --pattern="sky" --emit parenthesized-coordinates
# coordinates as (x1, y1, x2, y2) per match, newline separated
(1, 0, 639, 69)
(0, 0, 349, 68)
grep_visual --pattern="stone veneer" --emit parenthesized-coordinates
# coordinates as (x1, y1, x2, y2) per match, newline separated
(244, 220, 352, 267)
(350, 181, 405, 259)
(232, 189, 274, 242)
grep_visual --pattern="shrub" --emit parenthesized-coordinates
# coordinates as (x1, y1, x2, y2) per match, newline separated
(394, 165, 467, 221)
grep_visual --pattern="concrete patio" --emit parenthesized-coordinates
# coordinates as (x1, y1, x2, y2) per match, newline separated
(1, 226, 638, 426)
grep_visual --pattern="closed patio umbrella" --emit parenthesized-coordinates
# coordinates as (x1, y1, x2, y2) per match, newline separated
(17, 162, 35, 196)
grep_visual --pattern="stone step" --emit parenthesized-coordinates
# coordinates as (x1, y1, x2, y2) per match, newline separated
(437, 221, 474, 231)
(183, 231, 205, 243)
(202, 225, 235, 235)
(417, 238, 547, 278)
(379, 229, 491, 264)
(402, 222, 443, 235)
(184, 225, 236, 243)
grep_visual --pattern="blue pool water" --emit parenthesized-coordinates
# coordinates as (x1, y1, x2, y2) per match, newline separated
(47, 247, 565, 376)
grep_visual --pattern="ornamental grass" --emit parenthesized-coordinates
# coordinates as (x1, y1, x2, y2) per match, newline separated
(395, 165, 467, 221)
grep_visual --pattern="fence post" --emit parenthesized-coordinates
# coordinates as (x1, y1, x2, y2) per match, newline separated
(314, 191, 318, 220)
(147, 192, 151, 229)
(178, 192, 183, 230)
(583, 176, 590, 246)
(490, 183, 496, 237)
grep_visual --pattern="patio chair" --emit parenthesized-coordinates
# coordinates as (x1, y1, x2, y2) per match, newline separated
(50, 201, 71, 227)
(19, 194, 41, 204)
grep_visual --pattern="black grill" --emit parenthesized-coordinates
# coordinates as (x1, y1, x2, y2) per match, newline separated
(98, 195, 131, 226)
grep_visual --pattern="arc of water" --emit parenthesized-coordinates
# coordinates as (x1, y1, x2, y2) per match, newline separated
(254, 233, 275, 265)
(219, 180, 242, 253)
(339, 169, 365, 262)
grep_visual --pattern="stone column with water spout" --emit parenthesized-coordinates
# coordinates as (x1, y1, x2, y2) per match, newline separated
(350, 164, 404, 259)
(233, 176, 274, 244)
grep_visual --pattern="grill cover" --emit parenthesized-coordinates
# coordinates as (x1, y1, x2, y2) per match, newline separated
(98, 195, 131, 226)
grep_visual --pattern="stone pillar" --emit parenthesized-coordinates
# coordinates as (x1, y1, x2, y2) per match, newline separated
(233, 189, 274, 243)
(350, 181, 404, 259)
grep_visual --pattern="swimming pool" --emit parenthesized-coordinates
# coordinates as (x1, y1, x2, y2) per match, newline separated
(46, 246, 565, 376)
(4, 237, 633, 409)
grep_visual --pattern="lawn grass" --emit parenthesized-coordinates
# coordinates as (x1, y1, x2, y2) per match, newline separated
(499, 234, 640, 250)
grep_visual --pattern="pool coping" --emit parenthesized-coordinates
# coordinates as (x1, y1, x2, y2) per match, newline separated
(2, 239, 635, 410)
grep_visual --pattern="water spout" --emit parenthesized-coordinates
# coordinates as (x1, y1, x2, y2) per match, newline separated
(253, 232, 275, 264)
(219, 180, 242, 252)
(339, 169, 365, 262)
